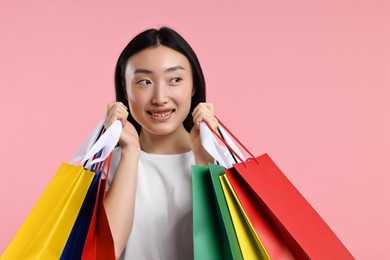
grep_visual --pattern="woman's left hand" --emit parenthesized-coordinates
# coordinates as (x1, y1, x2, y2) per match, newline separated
(190, 102, 218, 165)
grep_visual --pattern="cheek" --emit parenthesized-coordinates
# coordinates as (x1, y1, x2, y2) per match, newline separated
(127, 85, 148, 103)
(184, 86, 194, 104)
(127, 91, 146, 116)
(128, 99, 142, 115)
(174, 88, 193, 113)
(174, 83, 193, 101)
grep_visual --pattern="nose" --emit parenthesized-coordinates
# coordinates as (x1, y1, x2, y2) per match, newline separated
(151, 82, 169, 105)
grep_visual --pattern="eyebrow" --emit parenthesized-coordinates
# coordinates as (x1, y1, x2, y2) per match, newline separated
(133, 66, 185, 74)
(165, 65, 185, 73)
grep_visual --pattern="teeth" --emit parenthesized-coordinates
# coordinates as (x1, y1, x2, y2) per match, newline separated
(152, 111, 172, 117)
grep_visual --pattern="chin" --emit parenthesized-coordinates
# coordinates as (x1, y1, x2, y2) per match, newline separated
(144, 123, 185, 137)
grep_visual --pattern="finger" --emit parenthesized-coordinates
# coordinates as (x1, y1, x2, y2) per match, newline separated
(204, 102, 215, 114)
(192, 102, 214, 117)
(193, 111, 217, 130)
(192, 104, 208, 119)
(111, 104, 128, 118)
(119, 110, 129, 126)
(107, 102, 127, 114)
(192, 108, 205, 129)
(107, 101, 117, 112)
(114, 105, 128, 118)
(201, 114, 218, 129)
(105, 106, 128, 128)
(192, 104, 214, 119)
(198, 102, 214, 111)
(192, 113, 212, 130)
(104, 112, 115, 128)
(113, 109, 129, 127)
(119, 102, 128, 111)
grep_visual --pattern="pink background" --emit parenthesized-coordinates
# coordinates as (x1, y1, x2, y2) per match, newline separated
(0, 1, 389, 258)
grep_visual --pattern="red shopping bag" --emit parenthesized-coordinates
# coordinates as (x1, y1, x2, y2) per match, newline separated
(208, 117, 354, 260)
(225, 167, 295, 259)
(82, 152, 116, 260)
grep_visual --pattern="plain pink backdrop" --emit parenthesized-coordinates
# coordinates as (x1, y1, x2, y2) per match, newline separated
(0, 1, 389, 258)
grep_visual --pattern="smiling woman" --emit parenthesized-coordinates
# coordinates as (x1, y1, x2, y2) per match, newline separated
(102, 27, 217, 259)
(125, 46, 194, 143)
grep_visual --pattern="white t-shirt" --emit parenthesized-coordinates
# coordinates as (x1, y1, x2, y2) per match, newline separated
(107, 147, 195, 260)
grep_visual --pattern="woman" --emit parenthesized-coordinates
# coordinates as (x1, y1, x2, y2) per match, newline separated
(104, 27, 217, 259)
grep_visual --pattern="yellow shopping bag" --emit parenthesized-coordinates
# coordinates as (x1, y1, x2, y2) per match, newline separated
(220, 174, 270, 260)
(1, 163, 95, 260)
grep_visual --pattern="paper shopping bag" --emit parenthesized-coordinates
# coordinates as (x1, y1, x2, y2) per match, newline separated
(193, 164, 248, 260)
(82, 173, 115, 260)
(206, 117, 354, 260)
(208, 163, 243, 260)
(225, 167, 295, 259)
(192, 165, 232, 260)
(219, 173, 270, 260)
(60, 171, 101, 260)
(203, 122, 294, 259)
(74, 121, 119, 260)
(1, 120, 121, 260)
(233, 155, 354, 259)
(1, 163, 95, 260)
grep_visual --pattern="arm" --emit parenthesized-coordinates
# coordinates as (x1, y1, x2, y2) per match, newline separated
(103, 102, 140, 258)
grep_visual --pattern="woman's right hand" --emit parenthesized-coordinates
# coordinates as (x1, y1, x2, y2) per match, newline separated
(104, 102, 140, 152)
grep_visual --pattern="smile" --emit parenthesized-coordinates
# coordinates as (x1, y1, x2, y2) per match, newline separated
(147, 109, 175, 120)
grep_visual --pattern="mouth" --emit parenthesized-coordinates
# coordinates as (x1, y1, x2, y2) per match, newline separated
(147, 109, 175, 120)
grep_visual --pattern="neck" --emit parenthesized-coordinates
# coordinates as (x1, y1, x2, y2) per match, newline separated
(139, 126, 191, 154)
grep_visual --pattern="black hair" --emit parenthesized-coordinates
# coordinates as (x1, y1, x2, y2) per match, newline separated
(114, 26, 206, 134)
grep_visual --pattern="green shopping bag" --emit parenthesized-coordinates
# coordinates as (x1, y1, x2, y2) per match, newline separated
(192, 164, 243, 260)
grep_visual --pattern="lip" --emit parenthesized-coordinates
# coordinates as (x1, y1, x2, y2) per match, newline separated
(147, 109, 175, 121)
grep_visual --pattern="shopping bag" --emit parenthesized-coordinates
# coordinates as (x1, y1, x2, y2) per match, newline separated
(60, 171, 101, 259)
(202, 123, 294, 259)
(1, 164, 95, 259)
(192, 159, 269, 259)
(1, 120, 121, 260)
(218, 172, 270, 260)
(81, 162, 115, 260)
(71, 121, 117, 260)
(192, 165, 236, 260)
(225, 167, 294, 259)
(202, 118, 355, 260)
(63, 123, 117, 260)
(208, 163, 243, 260)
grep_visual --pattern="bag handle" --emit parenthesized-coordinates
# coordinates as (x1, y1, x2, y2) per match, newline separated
(86, 125, 106, 169)
(70, 120, 122, 168)
(70, 119, 105, 165)
(200, 117, 245, 168)
(200, 123, 234, 168)
(91, 149, 113, 179)
(204, 116, 259, 165)
(89, 127, 114, 179)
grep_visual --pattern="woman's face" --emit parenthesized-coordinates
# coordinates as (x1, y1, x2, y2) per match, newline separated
(124, 45, 194, 137)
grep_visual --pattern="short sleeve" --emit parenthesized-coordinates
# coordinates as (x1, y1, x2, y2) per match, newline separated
(106, 146, 122, 191)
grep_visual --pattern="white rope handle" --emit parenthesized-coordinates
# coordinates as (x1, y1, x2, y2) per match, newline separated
(70, 120, 122, 168)
(200, 121, 245, 168)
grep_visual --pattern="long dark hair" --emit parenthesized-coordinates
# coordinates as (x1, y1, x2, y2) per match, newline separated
(114, 27, 206, 134)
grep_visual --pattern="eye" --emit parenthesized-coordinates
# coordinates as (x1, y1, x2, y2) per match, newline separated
(137, 79, 152, 86)
(169, 77, 182, 84)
